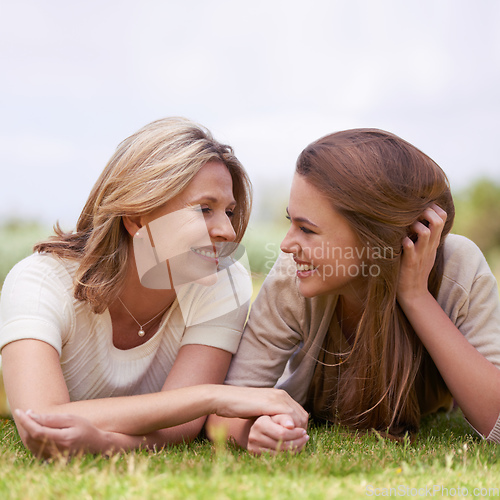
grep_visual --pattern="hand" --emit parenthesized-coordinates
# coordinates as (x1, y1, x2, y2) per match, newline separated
(397, 204, 447, 306)
(213, 386, 309, 429)
(247, 414, 309, 455)
(14, 409, 114, 459)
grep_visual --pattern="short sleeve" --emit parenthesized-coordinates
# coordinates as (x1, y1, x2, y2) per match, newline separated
(225, 252, 306, 389)
(176, 260, 252, 354)
(0, 254, 74, 356)
(439, 235, 500, 369)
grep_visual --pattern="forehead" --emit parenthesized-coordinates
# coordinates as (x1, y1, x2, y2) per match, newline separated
(288, 173, 356, 233)
(289, 173, 330, 211)
(188, 160, 231, 186)
(176, 161, 235, 203)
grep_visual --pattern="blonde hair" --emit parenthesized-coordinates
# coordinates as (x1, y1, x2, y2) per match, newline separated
(298, 128, 454, 436)
(35, 117, 252, 313)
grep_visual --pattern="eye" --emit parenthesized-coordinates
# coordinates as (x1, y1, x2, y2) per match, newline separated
(285, 215, 315, 234)
(226, 209, 235, 218)
(201, 207, 212, 214)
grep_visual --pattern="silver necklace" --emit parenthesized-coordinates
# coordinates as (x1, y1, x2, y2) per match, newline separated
(118, 297, 170, 337)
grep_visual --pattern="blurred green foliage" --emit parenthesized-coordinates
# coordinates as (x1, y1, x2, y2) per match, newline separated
(0, 219, 51, 287)
(242, 222, 288, 279)
(453, 178, 500, 275)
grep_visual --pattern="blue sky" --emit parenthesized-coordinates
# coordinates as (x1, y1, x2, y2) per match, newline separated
(1, 0, 499, 227)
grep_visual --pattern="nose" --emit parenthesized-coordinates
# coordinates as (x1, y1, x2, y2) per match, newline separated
(209, 212, 237, 242)
(280, 227, 299, 254)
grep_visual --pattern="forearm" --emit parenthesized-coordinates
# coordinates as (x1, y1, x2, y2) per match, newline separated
(205, 414, 253, 448)
(15, 406, 208, 458)
(400, 292, 500, 435)
(105, 419, 206, 452)
(29, 385, 217, 436)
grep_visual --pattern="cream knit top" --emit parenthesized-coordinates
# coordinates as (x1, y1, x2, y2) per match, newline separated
(0, 252, 249, 401)
(226, 234, 500, 443)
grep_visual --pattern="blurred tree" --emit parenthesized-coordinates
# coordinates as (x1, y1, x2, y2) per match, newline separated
(453, 178, 500, 271)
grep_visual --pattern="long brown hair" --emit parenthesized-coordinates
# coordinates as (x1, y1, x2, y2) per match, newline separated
(298, 128, 454, 436)
(35, 117, 252, 314)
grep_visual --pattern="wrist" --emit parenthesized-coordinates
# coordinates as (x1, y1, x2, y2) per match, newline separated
(397, 291, 439, 329)
(203, 384, 221, 416)
(397, 289, 433, 310)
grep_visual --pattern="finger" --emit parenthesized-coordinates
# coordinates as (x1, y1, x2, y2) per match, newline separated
(402, 235, 414, 249)
(255, 417, 307, 442)
(411, 220, 431, 243)
(281, 433, 310, 452)
(422, 206, 446, 229)
(26, 410, 76, 429)
(270, 414, 295, 429)
(15, 410, 69, 442)
(283, 402, 309, 429)
(430, 203, 447, 222)
(15, 409, 45, 436)
(421, 209, 446, 248)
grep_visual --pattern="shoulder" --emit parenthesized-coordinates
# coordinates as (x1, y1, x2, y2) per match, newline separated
(0, 253, 80, 356)
(3, 252, 77, 293)
(441, 234, 491, 288)
(442, 233, 485, 262)
(439, 234, 500, 327)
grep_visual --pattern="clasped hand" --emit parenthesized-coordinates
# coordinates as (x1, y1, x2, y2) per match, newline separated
(247, 414, 310, 455)
(14, 409, 113, 460)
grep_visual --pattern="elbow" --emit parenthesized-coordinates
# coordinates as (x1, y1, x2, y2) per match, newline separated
(483, 413, 500, 445)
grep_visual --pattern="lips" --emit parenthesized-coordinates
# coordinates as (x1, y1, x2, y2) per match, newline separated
(191, 246, 219, 259)
(294, 258, 317, 276)
(190, 242, 241, 265)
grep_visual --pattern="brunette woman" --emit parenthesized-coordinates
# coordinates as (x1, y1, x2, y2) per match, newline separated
(208, 129, 500, 454)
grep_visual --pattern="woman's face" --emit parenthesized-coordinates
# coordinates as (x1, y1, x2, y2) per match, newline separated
(134, 161, 238, 288)
(145, 160, 237, 243)
(280, 173, 368, 299)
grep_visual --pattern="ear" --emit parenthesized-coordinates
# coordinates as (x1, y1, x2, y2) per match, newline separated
(122, 215, 143, 237)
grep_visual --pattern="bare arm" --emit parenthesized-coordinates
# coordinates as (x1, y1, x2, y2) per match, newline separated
(397, 205, 500, 436)
(2, 339, 307, 455)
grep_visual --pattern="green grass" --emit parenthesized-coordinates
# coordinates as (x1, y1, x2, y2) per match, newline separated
(1, 411, 499, 499)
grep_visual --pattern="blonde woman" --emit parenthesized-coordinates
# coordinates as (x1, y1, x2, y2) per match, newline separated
(208, 129, 500, 454)
(0, 118, 307, 458)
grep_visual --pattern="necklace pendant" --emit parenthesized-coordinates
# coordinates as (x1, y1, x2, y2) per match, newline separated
(138, 329, 145, 337)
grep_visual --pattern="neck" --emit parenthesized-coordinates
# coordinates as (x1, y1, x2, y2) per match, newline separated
(112, 245, 176, 324)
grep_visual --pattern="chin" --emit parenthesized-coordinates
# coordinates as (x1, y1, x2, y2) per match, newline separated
(297, 283, 322, 299)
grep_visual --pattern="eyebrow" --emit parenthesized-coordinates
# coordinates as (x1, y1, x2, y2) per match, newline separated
(285, 207, 319, 227)
(194, 196, 237, 206)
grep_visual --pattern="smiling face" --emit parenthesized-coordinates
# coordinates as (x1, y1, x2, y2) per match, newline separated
(280, 173, 368, 300)
(133, 161, 238, 288)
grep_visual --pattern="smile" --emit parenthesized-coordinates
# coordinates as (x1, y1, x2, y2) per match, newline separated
(296, 263, 316, 271)
(191, 247, 219, 259)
